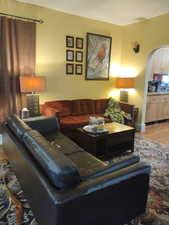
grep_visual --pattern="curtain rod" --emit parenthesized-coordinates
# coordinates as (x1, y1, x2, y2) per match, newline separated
(0, 12, 44, 24)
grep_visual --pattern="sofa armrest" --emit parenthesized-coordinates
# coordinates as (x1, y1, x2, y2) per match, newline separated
(41, 104, 60, 118)
(82, 155, 140, 180)
(24, 116, 60, 135)
(119, 101, 134, 113)
(133, 107, 139, 122)
(124, 107, 138, 127)
(56, 162, 150, 202)
(82, 162, 150, 194)
(53, 162, 150, 225)
(119, 102, 138, 127)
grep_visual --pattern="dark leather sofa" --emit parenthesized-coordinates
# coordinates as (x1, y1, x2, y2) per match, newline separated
(3, 115, 150, 225)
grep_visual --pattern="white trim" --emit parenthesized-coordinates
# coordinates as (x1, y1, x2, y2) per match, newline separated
(136, 123, 145, 132)
(0, 135, 2, 145)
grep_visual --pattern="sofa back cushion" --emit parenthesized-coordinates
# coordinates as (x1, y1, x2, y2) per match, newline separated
(45, 100, 72, 117)
(94, 99, 109, 114)
(24, 116, 60, 136)
(6, 115, 31, 139)
(23, 130, 80, 189)
(71, 99, 95, 115)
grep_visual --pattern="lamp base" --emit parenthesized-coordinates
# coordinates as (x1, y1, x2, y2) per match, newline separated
(26, 94, 40, 117)
(120, 90, 128, 102)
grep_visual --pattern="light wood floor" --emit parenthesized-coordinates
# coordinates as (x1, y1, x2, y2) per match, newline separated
(138, 121, 169, 146)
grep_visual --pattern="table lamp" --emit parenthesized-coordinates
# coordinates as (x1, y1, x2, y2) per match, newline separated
(20, 76, 46, 117)
(116, 77, 135, 102)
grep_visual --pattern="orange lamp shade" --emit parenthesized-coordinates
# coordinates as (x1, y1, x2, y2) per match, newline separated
(20, 76, 46, 93)
(116, 77, 135, 89)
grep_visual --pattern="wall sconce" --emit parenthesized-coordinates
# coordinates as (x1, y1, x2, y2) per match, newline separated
(116, 77, 135, 102)
(132, 42, 140, 53)
(20, 76, 46, 117)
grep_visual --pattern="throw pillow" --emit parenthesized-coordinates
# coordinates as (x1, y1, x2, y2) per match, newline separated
(104, 98, 131, 124)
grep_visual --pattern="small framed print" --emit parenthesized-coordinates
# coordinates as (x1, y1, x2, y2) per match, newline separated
(76, 37, 83, 49)
(76, 51, 83, 62)
(66, 63, 74, 75)
(66, 50, 74, 61)
(75, 64, 83, 75)
(66, 36, 74, 48)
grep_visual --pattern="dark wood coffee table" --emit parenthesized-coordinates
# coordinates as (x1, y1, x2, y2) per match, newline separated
(73, 122, 135, 159)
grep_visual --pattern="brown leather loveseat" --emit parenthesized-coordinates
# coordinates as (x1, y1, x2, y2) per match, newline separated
(41, 99, 138, 135)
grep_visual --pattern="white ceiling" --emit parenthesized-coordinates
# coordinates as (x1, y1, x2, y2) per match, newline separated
(17, 0, 169, 25)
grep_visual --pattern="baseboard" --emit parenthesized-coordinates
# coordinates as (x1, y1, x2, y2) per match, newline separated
(136, 123, 145, 132)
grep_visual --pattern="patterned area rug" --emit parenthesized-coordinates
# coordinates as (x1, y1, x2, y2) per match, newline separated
(135, 136, 169, 225)
(0, 135, 169, 225)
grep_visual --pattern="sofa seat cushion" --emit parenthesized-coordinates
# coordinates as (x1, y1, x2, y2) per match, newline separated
(49, 132, 84, 155)
(60, 114, 111, 130)
(60, 115, 90, 129)
(46, 132, 108, 179)
(45, 100, 72, 117)
(71, 99, 95, 116)
(23, 130, 80, 189)
(67, 150, 107, 179)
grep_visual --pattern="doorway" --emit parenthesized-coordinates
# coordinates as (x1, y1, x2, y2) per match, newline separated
(142, 46, 169, 131)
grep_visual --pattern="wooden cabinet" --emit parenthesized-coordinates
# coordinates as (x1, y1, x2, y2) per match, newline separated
(146, 94, 169, 122)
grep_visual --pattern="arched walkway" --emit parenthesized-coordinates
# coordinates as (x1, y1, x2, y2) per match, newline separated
(141, 45, 169, 131)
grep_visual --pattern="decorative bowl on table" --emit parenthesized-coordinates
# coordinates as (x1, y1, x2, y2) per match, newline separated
(83, 124, 108, 134)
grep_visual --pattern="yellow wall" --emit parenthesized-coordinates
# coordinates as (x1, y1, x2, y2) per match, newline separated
(36, 7, 122, 102)
(121, 13, 169, 129)
(1, 0, 123, 103)
(2, 0, 169, 129)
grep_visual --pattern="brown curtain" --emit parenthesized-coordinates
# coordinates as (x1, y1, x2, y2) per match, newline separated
(0, 17, 36, 122)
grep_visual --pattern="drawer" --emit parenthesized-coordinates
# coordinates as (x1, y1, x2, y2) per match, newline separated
(148, 95, 169, 103)
(163, 96, 169, 102)
(148, 96, 159, 103)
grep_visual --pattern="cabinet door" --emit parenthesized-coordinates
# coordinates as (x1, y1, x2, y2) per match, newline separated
(146, 96, 159, 122)
(164, 96, 169, 119)
(146, 102, 158, 122)
(146, 95, 169, 122)
(149, 103, 159, 121)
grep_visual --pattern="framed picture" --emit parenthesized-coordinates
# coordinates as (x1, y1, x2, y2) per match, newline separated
(66, 36, 74, 48)
(66, 63, 74, 75)
(76, 51, 83, 62)
(66, 50, 74, 61)
(76, 37, 83, 49)
(85, 33, 112, 80)
(75, 64, 83, 75)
